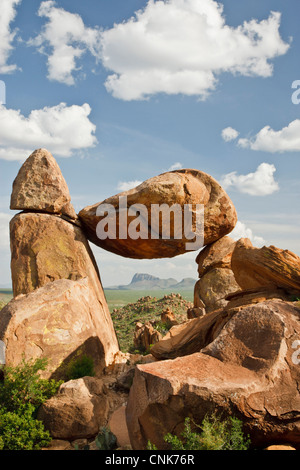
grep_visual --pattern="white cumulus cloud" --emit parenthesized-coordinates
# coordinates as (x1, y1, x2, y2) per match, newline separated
(230, 221, 265, 247)
(28, 0, 289, 99)
(29, 0, 102, 85)
(168, 162, 183, 171)
(0, 213, 11, 249)
(100, 0, 289, 100)
(238, 119, 300, 153)
(221, 163, 279, 196)
(0, 0, 21, 74)
(0, 102, 97, 160)
(221, 127, 239, 142)
(117, 180, 143, 192)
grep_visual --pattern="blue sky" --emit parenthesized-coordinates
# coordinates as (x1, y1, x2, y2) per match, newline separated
(0, 0, 300, 287)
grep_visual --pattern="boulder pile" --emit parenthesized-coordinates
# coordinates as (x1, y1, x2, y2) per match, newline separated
(0, 148, 299, 450)
(1, 149, 119, 379)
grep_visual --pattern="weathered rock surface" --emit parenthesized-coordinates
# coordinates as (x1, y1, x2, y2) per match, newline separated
(225, 287, 292, 310)
(126, 300, 300, 450)
(133, 322, 162, 352)
(231, 238, 300, 293)
(196, 236, 236, 277)
(193, 236, 240, 313)
(161, 308, 178, 326)
(0, 278, 119, 378)
(194, 268, 240, 313)
(10, 212, 110, 303)
(150, 308, 233, 360)
(10, 148, 76, 219)
(108, 405, 131, 449)
(79, 169, 237, 259)
(37, 377, 109, 440)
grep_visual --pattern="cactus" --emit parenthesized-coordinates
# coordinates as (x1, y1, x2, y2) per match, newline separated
(95, 427, 117, 450)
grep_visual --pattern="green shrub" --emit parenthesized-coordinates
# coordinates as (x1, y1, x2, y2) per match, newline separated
(148, 413, 251, 451)
(66, 354, 95, 380)
(95, 427, 117, 450)
(0, 406, 51, 450)
(0, 356, 62, 414)
(0, 356, 62, 450)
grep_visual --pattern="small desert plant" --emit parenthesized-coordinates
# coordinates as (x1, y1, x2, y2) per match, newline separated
(66, 354, 95, 380)
(0, 356, 62, 450)
(148, 413, 251, 451)
(75, 427, 117, 451)
(95, 427, 117, 450)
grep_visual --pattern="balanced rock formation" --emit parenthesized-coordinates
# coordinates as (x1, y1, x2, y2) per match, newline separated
(2, 148, 119, 377)
(10, 212, 105, 299)
(37, 377, 109, 440)
(78, 169, 237, 259)
(193, 236, 240, 313)
(196, 235, 236, 277)
(10, 148, 76, 220)
(0, 278, 117, 378)
(231, 238, 300, 294)
(126, 299, 300, 450)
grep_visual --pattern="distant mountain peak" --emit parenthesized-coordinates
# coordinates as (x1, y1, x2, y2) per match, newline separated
(131, 273, 160, 283)
(105, 272, 196, 291)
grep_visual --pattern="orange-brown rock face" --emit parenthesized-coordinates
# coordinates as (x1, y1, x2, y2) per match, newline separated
(0, 278, 118, 378)
(231, 238, 300, 293)
(10, 148, 76, 219)
(78, 169, 237, 259)
(10, 212, 103, 299)
(196, 235, 237, 277)
(194, 236, 240, 312)
(126, 300, 300, 450)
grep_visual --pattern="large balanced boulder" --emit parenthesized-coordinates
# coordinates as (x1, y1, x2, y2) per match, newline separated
(37, 377, 109, 440)
(10, 148, 76, 219)
(0, 278, 118, 378)
(126, 300, 300, 450)
(78, 169, 237, 259)
(231, 238, 300, 294)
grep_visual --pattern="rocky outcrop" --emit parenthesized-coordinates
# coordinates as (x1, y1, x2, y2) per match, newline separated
(193, 236, 240, 313)
(194, 268, 240, 313)
(231, 238, 300, 294)
(0, 278, 118, 378)
(133, 322, 162, 352)
(10, 212, 104, 297)
(126, 300, 300, 450)
(37, 377, 110, 440)
(196, 235, 236, 276)
(161, 307, 178, 326)
(150, 308, 233, 360)
(10, 148, 76, 220)
(78, 169, 237, 259)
